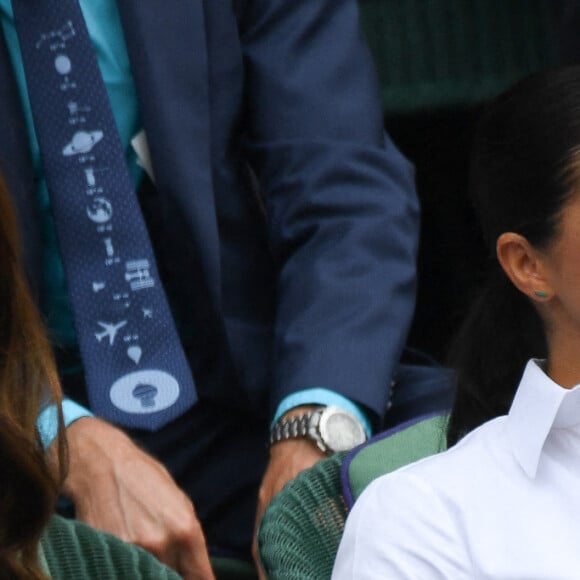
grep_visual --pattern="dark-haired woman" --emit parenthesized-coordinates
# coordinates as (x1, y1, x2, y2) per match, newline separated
(333, 65, 580, 579)
(0, 171, 181, 579)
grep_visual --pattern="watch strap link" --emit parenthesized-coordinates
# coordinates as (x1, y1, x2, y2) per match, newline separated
(269, 410, 317, 446)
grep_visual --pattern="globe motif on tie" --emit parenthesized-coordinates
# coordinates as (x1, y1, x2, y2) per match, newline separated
(86, 197, 112, 224)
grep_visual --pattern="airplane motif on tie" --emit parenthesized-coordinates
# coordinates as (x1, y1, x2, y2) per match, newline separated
(13, 0, 197, 429)
(95, 320, 127, 346)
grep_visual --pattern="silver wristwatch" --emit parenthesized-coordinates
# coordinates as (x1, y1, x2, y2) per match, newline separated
(269, 405, 367, 454)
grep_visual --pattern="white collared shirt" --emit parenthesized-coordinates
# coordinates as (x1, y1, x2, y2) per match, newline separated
(332, 360, 580, 579)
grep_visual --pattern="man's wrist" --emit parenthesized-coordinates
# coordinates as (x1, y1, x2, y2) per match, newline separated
(270, 405, 367, 454)
(273, 388, 372, 438)
(37, 398, 93, 448)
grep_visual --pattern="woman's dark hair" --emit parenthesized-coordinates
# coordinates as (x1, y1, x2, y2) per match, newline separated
(447, 66, 580, 446)
(0, 172, 66, 579)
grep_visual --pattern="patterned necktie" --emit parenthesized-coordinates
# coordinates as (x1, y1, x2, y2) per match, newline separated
(13, 0, 197, 430)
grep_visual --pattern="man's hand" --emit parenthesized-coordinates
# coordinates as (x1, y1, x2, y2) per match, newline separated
(252, 407, 326, 578)
(54, 416, 215, 580)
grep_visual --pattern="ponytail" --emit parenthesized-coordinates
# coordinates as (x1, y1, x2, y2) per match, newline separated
(444, 68, 580, 446)
(446, 267, 546, 447)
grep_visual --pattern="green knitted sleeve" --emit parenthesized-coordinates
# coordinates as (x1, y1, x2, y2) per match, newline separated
(40, 515, 182, 579)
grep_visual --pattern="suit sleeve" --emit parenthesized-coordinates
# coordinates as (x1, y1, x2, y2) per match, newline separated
(239, 0, 419, 422)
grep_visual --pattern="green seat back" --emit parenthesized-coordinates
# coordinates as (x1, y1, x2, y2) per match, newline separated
(343, 413, 448, 506)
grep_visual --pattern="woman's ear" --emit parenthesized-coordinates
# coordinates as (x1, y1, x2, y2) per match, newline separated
(496, 233, 553, 302)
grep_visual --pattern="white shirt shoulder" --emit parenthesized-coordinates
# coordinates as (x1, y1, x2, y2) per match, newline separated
(333, 360, 580, 579)
(332, 418, 505, 579)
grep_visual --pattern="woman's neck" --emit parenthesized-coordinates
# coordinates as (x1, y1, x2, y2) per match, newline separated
(546, 326, 580, 388)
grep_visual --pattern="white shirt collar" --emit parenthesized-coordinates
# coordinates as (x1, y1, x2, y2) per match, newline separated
(507, 359, 580, 478)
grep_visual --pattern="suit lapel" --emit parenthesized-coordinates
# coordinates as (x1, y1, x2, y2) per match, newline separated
(116, 0, 221, 298)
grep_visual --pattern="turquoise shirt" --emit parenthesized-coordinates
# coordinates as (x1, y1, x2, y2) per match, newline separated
(0, 0, 370, 439)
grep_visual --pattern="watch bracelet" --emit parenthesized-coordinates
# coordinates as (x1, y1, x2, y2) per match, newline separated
(269, 411, 316, 446)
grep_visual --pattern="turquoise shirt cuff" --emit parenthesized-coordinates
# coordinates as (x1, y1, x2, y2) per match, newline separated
(37, 399, 94, 448)
(272, 388, 372, 438)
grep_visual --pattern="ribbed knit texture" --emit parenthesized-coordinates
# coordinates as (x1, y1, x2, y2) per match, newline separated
(258, 452, 348, 580)
(40, 515, 182, 579)
(359, 0, 562, 113)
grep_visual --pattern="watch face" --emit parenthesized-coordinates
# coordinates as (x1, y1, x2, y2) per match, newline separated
(319, 408, 366, 452)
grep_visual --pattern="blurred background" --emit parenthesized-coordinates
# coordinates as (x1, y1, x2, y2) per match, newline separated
(358, 0, 564, 362)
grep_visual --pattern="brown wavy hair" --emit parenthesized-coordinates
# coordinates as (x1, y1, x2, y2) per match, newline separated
(0, 172, 66, 579)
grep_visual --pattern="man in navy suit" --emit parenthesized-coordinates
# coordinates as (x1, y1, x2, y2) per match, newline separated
(0, 0, 420, 577)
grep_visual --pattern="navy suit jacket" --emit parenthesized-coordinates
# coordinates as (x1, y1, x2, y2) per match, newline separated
(0, 0, 419, 425)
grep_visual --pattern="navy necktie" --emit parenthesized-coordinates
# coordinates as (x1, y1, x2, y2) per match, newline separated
(13, 0, 197, 430)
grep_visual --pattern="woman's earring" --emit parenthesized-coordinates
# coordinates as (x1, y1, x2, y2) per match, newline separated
(534, 290, 549, 298)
